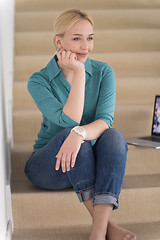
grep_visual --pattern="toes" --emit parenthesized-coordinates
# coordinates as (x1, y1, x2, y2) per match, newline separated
(124, 234, 137, 240)
(131, 234, 137, 240)
(124, 235, 130, 240)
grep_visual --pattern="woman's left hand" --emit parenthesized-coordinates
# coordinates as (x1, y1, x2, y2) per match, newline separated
(55, 131, 84, 172)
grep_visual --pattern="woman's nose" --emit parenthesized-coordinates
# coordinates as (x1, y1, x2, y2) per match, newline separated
(80, 40, 88, 50)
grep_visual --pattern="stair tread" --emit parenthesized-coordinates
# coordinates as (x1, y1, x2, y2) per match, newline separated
(11, 178, 160, 226)
(12, 221, 160, 240)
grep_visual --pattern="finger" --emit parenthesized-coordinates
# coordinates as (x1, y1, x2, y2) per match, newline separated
(61, 50, 66, 59)
(70, 52, 77, 61)
(66, 50, 72, 59)
(66, 154, 71, 172)
(71, 152, 77, 168)
(55, 155, 61, 171)
(56, 49, 63, 60)
(61, 153, 66, 173)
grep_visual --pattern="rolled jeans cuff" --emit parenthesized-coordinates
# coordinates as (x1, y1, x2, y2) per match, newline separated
(76, 186, 95, 202)
(93, 194, 119, 210)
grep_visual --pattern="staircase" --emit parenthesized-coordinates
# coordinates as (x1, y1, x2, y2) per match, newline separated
(12, 0, 160, 239)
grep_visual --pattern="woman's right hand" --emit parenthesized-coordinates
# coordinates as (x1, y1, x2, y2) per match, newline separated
(57, 49, 85, 72)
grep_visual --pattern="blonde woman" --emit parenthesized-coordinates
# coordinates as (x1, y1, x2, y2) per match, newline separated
(25, 9, 136, 240)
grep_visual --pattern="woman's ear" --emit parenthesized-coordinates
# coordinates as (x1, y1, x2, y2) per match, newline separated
(54, 35, 63, 51)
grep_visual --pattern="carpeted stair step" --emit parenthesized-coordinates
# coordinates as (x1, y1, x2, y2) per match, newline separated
(12, 221, 160, 240)
(15, 9, 160, 32)
(11, 175, 160, 229)
(11, 143, 160, 182)
(15, 29, 160, 55)
(14, 52, 160, 81)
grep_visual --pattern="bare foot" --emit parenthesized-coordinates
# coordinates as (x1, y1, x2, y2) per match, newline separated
(89, 231, 106, 240)
(106, 221, 136, 240)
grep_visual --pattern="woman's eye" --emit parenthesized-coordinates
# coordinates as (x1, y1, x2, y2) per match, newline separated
(88, 37, 93, 41)
(73, 38, 80, 41)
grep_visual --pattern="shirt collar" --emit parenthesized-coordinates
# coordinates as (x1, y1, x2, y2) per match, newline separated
(46, 54, 92, 81)
(46, 55, 61, 81)
(84, 57, 92, 76)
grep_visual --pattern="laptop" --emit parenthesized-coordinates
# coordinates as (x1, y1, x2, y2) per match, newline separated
(127, 95, 160, 149)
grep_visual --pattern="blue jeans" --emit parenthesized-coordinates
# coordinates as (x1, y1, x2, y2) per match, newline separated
(25, 128, 128, 210)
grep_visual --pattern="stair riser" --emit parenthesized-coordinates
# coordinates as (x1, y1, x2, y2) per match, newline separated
(11, 222, 160, 240)
(15, 0, 160, 12)
(14, 53, 160, 81)
(12, 187, 160, 229)
(15, 30, 160, 55)
(15, 10, 160, 32)
(13, 105, 153, 142)
(13, 78, 160, 110)
(11, 146, 160, 181)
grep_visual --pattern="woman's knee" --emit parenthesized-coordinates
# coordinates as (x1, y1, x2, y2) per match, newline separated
(94, 128, 128, 176)
(100, 128, 128, 152)
(94, 128, 128, 167)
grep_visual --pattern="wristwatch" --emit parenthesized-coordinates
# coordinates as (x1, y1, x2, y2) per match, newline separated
(71, 126, 86, 143)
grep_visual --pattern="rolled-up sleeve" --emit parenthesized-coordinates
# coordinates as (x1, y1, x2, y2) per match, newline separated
(94, 65, 115, 128)
(27, 72, 79, 128)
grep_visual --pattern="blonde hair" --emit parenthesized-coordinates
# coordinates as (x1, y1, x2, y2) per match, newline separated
(54, 9, 94, 37)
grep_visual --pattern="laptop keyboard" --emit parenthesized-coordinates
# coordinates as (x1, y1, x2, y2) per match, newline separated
(141, 136, 160, 142)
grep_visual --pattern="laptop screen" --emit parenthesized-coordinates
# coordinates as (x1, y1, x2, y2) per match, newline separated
(152, 95, 160, 135)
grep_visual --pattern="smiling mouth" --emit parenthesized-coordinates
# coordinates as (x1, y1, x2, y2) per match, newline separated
(77, 53, 88, 57)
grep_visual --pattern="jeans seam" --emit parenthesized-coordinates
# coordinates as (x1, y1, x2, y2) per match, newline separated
(76, 185, 95, 193)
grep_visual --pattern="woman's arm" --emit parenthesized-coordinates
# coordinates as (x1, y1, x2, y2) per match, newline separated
(82, 119, 109, 140)
(57, 50, 86, 124)
(55, 119, 109, 172)
(63, 68, 85, 123)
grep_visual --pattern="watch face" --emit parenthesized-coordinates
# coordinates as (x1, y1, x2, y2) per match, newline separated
(79, 127, 84, 133)
(71, 126, 86, 140)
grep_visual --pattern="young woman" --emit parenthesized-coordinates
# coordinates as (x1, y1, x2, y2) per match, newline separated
(25, 9, 136, 240)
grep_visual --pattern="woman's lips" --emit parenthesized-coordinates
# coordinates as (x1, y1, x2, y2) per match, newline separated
(77, 53, 88, 57)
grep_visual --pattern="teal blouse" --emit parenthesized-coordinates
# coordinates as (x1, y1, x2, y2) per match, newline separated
(27, 55, 116, 151)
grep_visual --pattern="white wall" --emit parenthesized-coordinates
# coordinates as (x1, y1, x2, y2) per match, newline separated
(0, 76, 8, 240)
(0, 0, 14, 146)
(0, 0, 15, 239)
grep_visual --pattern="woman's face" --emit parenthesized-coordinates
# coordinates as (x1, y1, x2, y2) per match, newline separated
(56, 19, 94, 63)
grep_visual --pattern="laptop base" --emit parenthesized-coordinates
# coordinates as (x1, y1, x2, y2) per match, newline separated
(127, 137, 160, 149)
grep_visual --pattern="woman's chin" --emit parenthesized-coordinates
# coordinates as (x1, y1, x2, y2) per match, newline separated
(78, 56, 88, 63)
